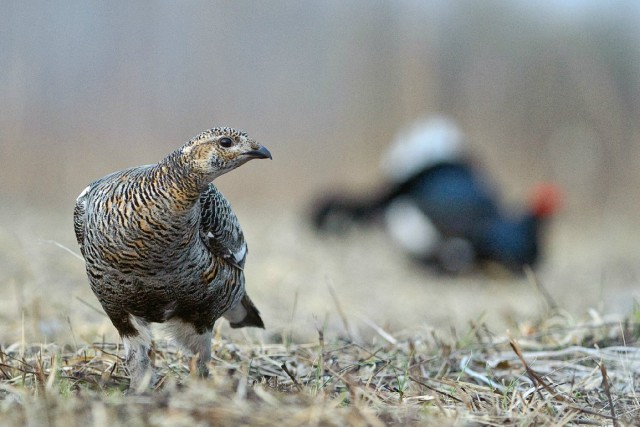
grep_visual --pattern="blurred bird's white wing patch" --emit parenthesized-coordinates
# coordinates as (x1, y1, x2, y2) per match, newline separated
(384, 196, 441, 257)
(381, 116, 465, 183)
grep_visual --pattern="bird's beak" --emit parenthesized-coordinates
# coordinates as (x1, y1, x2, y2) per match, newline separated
(242, 144, 272, 160)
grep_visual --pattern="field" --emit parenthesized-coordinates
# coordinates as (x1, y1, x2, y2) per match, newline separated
(1, 207, 639, 426)
(2, 2, 640, 425)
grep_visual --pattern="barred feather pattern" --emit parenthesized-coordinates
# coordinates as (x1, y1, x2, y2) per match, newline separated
(200, 184, 248, 269)
(73, 127, 269, 390)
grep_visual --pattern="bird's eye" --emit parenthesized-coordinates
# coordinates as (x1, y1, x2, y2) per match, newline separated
(219, 137, 233, 148)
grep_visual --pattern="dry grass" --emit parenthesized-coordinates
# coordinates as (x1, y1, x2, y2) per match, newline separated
(1, 308, 639, 426)
(2, 209, 640, 425)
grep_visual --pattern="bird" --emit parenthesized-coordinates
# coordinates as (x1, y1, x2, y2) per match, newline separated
(73, 127, 271, 391)
(312, 117, 560, 273)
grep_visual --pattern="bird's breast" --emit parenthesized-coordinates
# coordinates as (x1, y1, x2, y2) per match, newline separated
(83, 179, 208, 277)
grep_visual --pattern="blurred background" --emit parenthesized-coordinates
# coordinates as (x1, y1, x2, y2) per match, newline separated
(1, 1, 639, 344)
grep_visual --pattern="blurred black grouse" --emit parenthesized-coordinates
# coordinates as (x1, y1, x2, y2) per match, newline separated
(312, 117, 559, 273)
(74, 127, 271, 391)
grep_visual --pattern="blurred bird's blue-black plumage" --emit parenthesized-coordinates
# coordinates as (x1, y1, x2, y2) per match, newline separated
(312, 118, 558, 273)
(402, 163, 498, 237)
(473, 213, 540, 269)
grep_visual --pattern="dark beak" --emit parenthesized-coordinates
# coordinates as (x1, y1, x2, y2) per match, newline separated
(242, 145, 272, 160)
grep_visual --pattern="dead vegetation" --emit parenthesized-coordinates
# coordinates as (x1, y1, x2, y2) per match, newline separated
(1, 211, 639, 425)
(1, 307, 639, 426)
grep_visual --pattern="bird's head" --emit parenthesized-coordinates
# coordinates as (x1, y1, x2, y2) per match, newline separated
(180, 127, 272, 178)
(530, 183, 562, 219)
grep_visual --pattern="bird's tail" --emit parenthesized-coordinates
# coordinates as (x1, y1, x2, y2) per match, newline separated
(225, 293, 265, 329)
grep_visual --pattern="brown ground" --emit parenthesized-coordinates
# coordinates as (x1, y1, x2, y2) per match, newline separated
(1, 204, 638, 346)
(1, 204, 639, 425)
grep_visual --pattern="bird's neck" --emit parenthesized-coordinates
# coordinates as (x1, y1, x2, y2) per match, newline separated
(520, 213, 543, 238)
(150, 151, 212, 211)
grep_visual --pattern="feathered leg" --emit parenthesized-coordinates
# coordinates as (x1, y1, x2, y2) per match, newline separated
(121, 315, 154, 392)
(164, 319, 212, 377)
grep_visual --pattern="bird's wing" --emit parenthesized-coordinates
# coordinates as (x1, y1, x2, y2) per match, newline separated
(71, 168, 137, 254)
(73, 184, 92, 253)
(199, 184, 247, 269)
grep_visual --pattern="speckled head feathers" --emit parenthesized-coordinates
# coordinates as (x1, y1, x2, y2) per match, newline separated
(190, 127, 249, 144)
(179, 127, 271, 178)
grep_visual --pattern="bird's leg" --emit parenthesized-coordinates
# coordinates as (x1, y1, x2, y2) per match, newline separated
(121, 316, 154, 393)
(163, 318, 212, 378)
(190, 332, 212, 378)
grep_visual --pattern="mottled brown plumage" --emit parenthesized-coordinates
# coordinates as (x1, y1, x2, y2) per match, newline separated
(74, 127, 271, 391)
